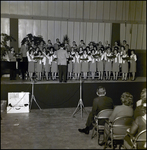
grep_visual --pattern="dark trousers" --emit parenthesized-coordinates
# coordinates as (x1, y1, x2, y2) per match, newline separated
(21, 57, 28, 80)
(9, 62, 16, 80)
(86, 111, 106, 130)
(58, 65, 67, 82)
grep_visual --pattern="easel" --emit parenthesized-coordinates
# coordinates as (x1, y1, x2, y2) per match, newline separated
(72, 76, 88, 118)
(29, 80, 42, 111)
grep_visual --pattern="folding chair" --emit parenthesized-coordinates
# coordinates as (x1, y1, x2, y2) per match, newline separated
(104, 116, 134, 149)
(91, 109, 113, 145)
(124, 129, 146, 149)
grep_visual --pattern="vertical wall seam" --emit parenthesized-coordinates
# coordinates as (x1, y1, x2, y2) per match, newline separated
(115, 1, 117, 21)
(140, 1, 143, 22)
(109, 1, 111, 21)
(134, 1, 136, 22)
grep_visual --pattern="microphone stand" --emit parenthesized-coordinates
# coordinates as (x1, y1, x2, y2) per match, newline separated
(72, 76, 88, 118)
(30, 79, 42, 111)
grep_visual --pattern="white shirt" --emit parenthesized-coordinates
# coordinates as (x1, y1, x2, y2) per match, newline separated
(113, 53, 120, 63)
(81, 54, 88, 62)
(88, 55, 96, 63)
(130, 54, 137, 61)
(27, 52, 34, 62)
(105, 53, 112, 62)
(73, 55, 81, 63)
(97, 53, 105, 62)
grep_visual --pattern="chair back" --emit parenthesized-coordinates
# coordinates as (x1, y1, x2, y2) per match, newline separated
(112, 116, 134, 135)
(95, 109, 113, 125)
(97, 109, 113, 119)
(135, 129, 146, 142)
(133, 129, 146, 149)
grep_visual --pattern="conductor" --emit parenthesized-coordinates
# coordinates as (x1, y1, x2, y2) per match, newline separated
(56, 44, 69, 83)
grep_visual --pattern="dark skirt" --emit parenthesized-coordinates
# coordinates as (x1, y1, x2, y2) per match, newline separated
(68, 61, 73, 72)
(97, 61, 104, 72)
(122, 62, 128, 73)
(51, 61, 58, 72)
(112, 62, 119, 72)
(36, 63, 42, 72)
(74, 62, 81, 73)
(81, 62, 88, 72)
(105, 61, 112, 71)
(130, 60, 136, 72)
(44, 64, 51, 72)
(28, 61, 35, 73)
(89, 62, 96, 72)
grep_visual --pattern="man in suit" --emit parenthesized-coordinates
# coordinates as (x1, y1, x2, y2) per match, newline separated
(78, 86, 114, 134)
(20, 40, 28, 80)
(56, 44, 69, 83)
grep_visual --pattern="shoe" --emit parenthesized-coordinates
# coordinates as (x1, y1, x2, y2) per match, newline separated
(78, 128, 89, 134)
(99, 140, 105, 146)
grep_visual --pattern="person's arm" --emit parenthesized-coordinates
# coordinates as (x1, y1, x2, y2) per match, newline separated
(134, 54, 137, 61)
(130, 117, 139, 135)
(109, 107, 117, 122)
(66, 51, 69, 58)
(91, 98, 99, 116)
(20, 45, 23, 54)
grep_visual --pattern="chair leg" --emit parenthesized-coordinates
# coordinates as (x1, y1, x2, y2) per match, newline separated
(111, 133, 113, 149)
(91, 126, 96, 139)
(103, 136, 109, 149)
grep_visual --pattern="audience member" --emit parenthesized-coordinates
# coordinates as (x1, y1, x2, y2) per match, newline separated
(99, 92, 134, 146)
(78, 86, 114, 134)
(134, 88, 146, 119)
(123, 100, 146, 149)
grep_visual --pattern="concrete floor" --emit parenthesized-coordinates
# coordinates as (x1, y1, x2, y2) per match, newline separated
(1, 107, 103, 149)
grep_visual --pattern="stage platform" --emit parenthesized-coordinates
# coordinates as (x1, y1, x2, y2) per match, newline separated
(1, 76, 146, 109)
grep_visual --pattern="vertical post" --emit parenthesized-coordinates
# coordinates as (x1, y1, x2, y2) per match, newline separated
(10, 18, 18, 53)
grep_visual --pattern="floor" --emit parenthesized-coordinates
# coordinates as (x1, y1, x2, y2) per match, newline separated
(1, 107, 121, 149)
(1, 75, 146, 149)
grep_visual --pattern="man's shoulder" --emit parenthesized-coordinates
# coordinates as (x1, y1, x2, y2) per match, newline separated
(94, 96, 112, 100)
(101, 96, 112, 101)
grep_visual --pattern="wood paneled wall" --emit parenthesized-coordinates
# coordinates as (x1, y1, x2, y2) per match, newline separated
(18, 19, 112, 48)
(120, 23, 146, 49)
(1, 1, 146, 22)
(1, 1, 146, 49)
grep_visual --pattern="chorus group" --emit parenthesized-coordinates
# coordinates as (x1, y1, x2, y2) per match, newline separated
(6, 38, 137, 81)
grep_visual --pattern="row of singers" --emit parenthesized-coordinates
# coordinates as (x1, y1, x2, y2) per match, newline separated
(27, 48, 137, 81)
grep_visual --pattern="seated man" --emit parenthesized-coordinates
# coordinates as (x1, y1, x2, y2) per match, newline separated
(123, 100, 146, 149)
(134, 88, 146, 119)
(78, 86, 114, 134)
(99, 92, 134, 146)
